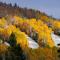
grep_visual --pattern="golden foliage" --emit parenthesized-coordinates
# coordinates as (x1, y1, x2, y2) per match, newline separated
(52, 20, 60, 30)
(0, 44, 8, 53)
(0, 16, 56, 49)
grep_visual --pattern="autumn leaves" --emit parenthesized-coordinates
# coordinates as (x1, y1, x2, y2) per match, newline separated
(0, 15, 60, 49)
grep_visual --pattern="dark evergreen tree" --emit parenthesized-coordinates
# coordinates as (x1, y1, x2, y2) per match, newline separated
(14, 44, 26, 60)
(8, 32, 16, 47)
(14, 3, 17, 8)
(8, 33, 26, 60)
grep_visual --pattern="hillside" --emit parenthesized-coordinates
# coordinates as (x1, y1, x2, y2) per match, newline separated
(0, 2, 60, 60)
(0, 2, 58, 19)
(0, 2, 60, 32)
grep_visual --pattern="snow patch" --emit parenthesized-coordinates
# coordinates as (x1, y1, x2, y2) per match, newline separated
(51, 32, 60, 46)
(4, 42, 10, 46)
(26, 35, 39, 49)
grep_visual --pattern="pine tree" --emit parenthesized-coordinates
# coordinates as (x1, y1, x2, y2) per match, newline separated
(8, 32, 16, 47)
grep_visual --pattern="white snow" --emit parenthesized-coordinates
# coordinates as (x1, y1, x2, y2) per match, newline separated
(51, 32, 60, 47)
(26, 35, 39, 49)
(4, 42, 10, 46)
